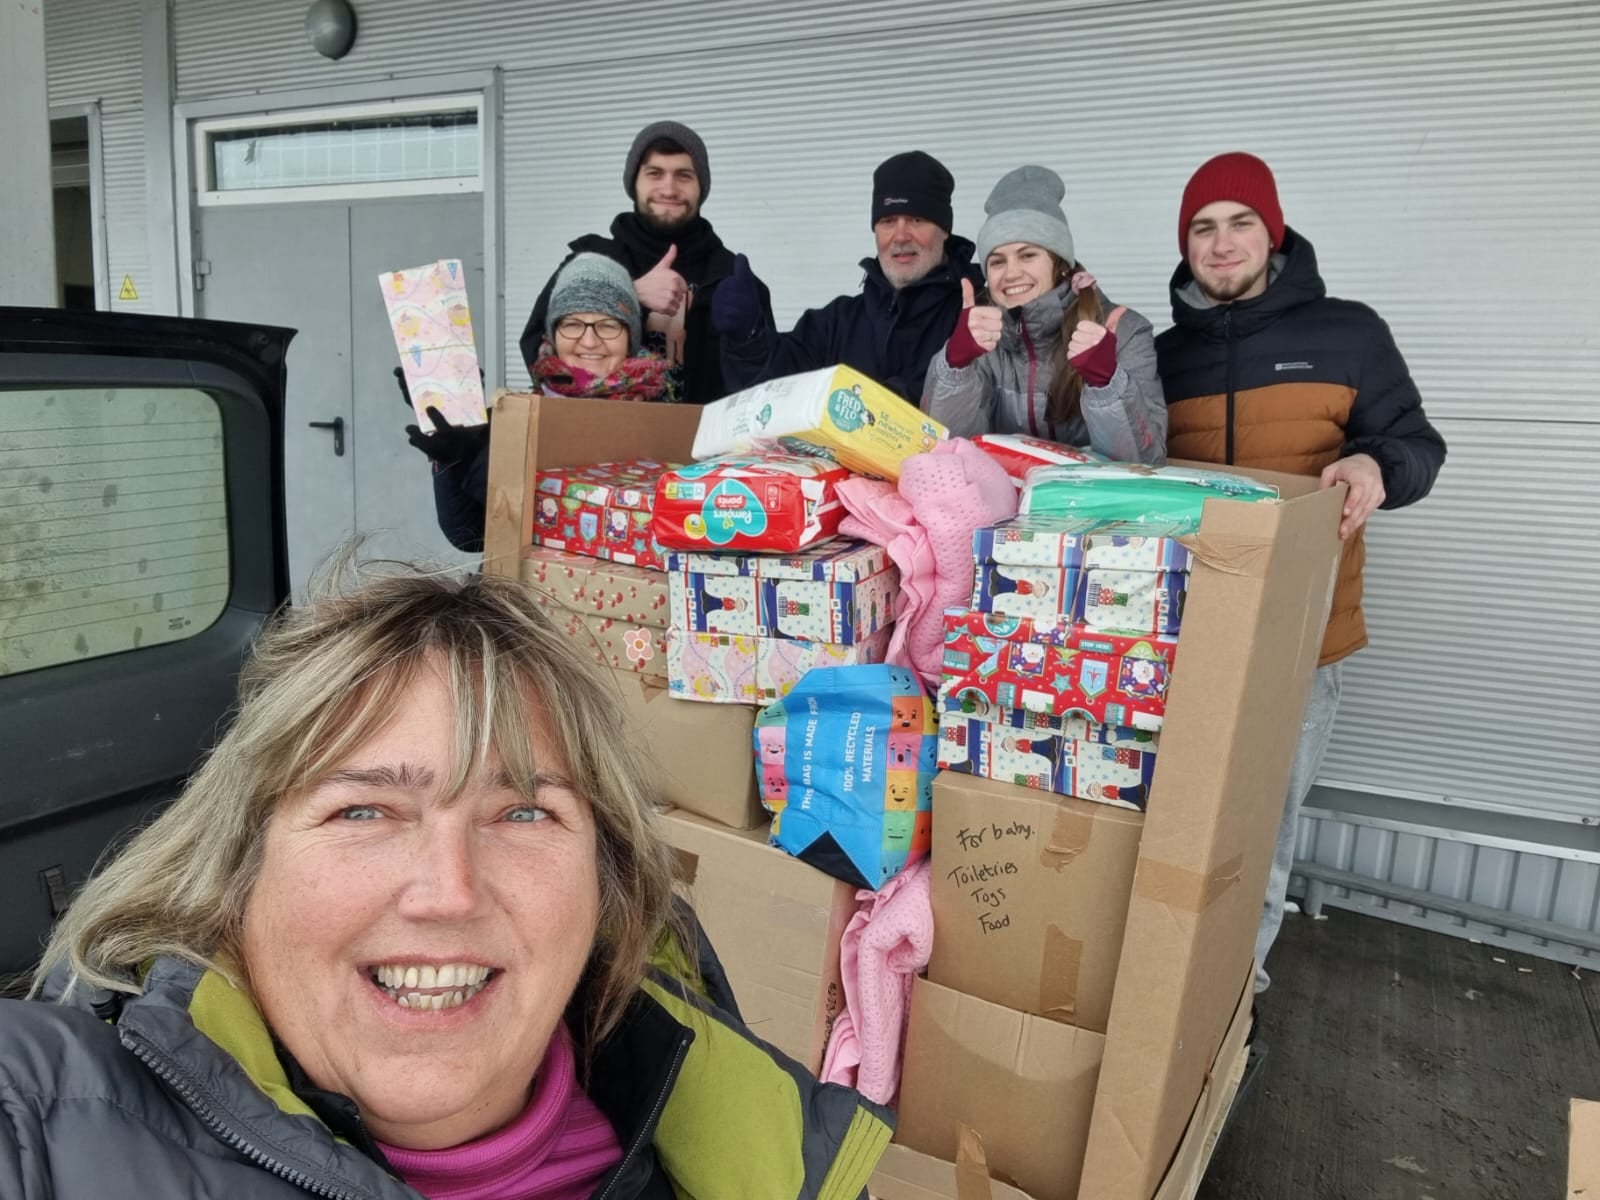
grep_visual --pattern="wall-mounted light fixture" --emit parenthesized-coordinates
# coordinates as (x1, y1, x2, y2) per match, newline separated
(305, 0, 358, 60)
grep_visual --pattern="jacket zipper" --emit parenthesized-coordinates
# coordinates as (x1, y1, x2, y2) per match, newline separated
(1020, 318, 1041, 437)
(594, 1031, 691, 1200)
(123, 1029, 372, 1200)
(1223, 307, 1236, 465)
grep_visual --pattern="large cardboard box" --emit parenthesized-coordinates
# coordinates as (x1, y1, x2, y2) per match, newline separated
(1572, 1099, 1599, 1198)
(928, 773, 1143, 1033)
(1076, 471, 1343, 1198)
(659, 808, 854, 1074)
(609, 669, 764, 829)
(486, 394, 764, 828)
(895, 977, 1105, 1200)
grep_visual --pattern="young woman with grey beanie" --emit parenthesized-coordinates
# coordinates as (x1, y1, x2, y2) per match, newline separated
(923, 165, 1166, 463)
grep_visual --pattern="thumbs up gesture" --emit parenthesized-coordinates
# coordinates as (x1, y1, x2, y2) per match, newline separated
(945, 277, 1006, 369)
(634, 244, 687, 315)
(1067, 305, 1127, 388)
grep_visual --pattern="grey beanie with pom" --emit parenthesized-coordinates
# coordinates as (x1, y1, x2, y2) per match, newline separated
(975, 165, 1076, 267)
(546, 253, 642, 354)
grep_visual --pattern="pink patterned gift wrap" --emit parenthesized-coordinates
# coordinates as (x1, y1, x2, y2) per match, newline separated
(666, 625, 894, 705)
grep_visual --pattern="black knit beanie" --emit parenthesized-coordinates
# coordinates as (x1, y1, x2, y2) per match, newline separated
(623, 121, 711, 202)
(871, 150, 955, 233)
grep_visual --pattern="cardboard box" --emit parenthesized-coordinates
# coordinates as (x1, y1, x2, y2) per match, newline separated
(871, 972, 1252, 1200)
(483, 392, 703, 579)
(941, 617, 1177, 732)
(666, 538, 898, 646)
(1572, 1099, 1599, 1199)
(607, 670, 764, 829)
(928, 773, 1143, 1033)
(666, 624, 893, 705)
(896, 977, 1105, 1200)
(531, 458, 675, 570)
(522, 544, 670, 680)
(488, 405, 1345, 1200)
(691, 364, 948, 480)
(659, 807, 855, 1073)
(1076, 471, 1343, 1198)
(936, 693, 1159, 811)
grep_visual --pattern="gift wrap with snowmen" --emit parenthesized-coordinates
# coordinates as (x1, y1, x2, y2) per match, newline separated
(753, 664, 937, 890)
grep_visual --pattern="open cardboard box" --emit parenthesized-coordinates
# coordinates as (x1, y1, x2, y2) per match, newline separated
(484, 403, 1343, 1195)
(659, 807, 855, 1074)
(882, 466, 1344, 1199)
(484, 392, 765, 828)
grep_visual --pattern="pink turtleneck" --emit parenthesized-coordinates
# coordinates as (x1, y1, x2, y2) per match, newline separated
(377, 1024, 622, 1200)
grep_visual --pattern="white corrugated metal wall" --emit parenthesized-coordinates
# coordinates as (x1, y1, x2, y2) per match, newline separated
(45, 0, 1600, 947)
(42, 0, 148, 313)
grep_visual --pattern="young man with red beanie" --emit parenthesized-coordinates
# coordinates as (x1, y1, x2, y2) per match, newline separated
(1156, 151, 1446, 993)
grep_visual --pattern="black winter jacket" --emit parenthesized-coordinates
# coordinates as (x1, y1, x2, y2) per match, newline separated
(721, 237, 984, 406)
(518, 213, 773, 405)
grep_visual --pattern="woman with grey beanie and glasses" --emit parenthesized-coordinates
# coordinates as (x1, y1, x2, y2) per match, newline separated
(407, 252, 668, 552)
(923, 165, 1166, 463)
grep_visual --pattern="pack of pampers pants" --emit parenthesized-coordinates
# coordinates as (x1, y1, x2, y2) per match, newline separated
(970, 433, 1106, 489)
(753, 663, 937, 890)
(690, 365, 948, 481)
(652, 454, 851, 554)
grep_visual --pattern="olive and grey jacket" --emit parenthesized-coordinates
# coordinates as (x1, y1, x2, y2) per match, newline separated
(0, 947, 891, 1199)
(922, 282, 1167, 463)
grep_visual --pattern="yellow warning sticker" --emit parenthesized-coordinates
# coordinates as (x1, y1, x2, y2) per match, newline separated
(119, 275, 139, 301)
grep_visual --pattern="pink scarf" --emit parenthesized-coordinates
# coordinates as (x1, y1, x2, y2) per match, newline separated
(377, 1023, 621, 1200)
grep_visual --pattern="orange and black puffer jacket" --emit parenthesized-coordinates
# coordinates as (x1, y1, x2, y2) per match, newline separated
(1155, 230, 1445, 665)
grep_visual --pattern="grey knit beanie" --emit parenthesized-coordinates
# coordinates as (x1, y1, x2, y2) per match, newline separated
(623, 121, 710, 202)
(975, 165, 1076, 267)
(546, 253, 642, 354)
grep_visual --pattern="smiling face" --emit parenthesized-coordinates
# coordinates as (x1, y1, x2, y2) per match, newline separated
(552, 310, 629, 378)
(1186, 200, 1273, 302)
(240, 663, 600, 1150)
(634, 150, 701, 233)
(985, 242, 1060, 308)
(874, 214, 948, 289)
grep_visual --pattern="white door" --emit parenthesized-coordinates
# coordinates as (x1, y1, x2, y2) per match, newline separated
(196, 194, 484, 593)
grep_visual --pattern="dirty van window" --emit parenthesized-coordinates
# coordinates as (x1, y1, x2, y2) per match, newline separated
(0, 386, 228, 677)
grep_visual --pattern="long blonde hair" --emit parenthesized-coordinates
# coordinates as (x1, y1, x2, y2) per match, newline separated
(1045, 255, 1105, 431)
(34, 560, 681, 1053)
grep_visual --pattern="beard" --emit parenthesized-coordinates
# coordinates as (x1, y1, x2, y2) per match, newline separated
(1197, 261, 1269, 303)
(881, 242, 938, 289)
(636, 200, 698, 236)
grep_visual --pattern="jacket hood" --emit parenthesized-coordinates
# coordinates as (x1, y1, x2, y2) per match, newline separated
(1167, 227, 1327, 339)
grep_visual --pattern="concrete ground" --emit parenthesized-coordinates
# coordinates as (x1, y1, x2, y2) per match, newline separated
(1197, 907, 1600, 1199)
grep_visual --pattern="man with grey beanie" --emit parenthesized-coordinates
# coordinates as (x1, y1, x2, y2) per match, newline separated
(923, 164, 1165, 461)
(518, 120, 772, 405)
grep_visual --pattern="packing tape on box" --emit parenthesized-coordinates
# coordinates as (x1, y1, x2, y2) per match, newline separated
(1175, 533, 1271, 579)
(1038, 924, 1083, 1022)
(1040, 804, 1096, 871)
(955, 1124, 995, 1200)
(1132, 852, 1245, 913)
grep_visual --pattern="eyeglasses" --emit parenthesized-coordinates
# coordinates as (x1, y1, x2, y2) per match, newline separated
(554, 317, 627, 342)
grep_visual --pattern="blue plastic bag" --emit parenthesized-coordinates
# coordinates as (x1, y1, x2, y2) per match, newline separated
(753, 664, 937, 889)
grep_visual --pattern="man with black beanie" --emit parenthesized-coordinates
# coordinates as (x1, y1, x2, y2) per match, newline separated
(518, 120, 773, 404)
(712, 149, 982, 405)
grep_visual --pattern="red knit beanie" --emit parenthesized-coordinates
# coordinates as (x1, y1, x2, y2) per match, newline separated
(1178, 152, 1285, 252)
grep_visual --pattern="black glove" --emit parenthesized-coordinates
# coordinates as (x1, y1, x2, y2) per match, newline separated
(710, 254, 764, 340)
(405, 405, 489, 466)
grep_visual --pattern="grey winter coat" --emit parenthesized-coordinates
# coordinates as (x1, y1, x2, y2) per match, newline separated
(0, 953, 890, 1199)
(922, 282, 1167, 463)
